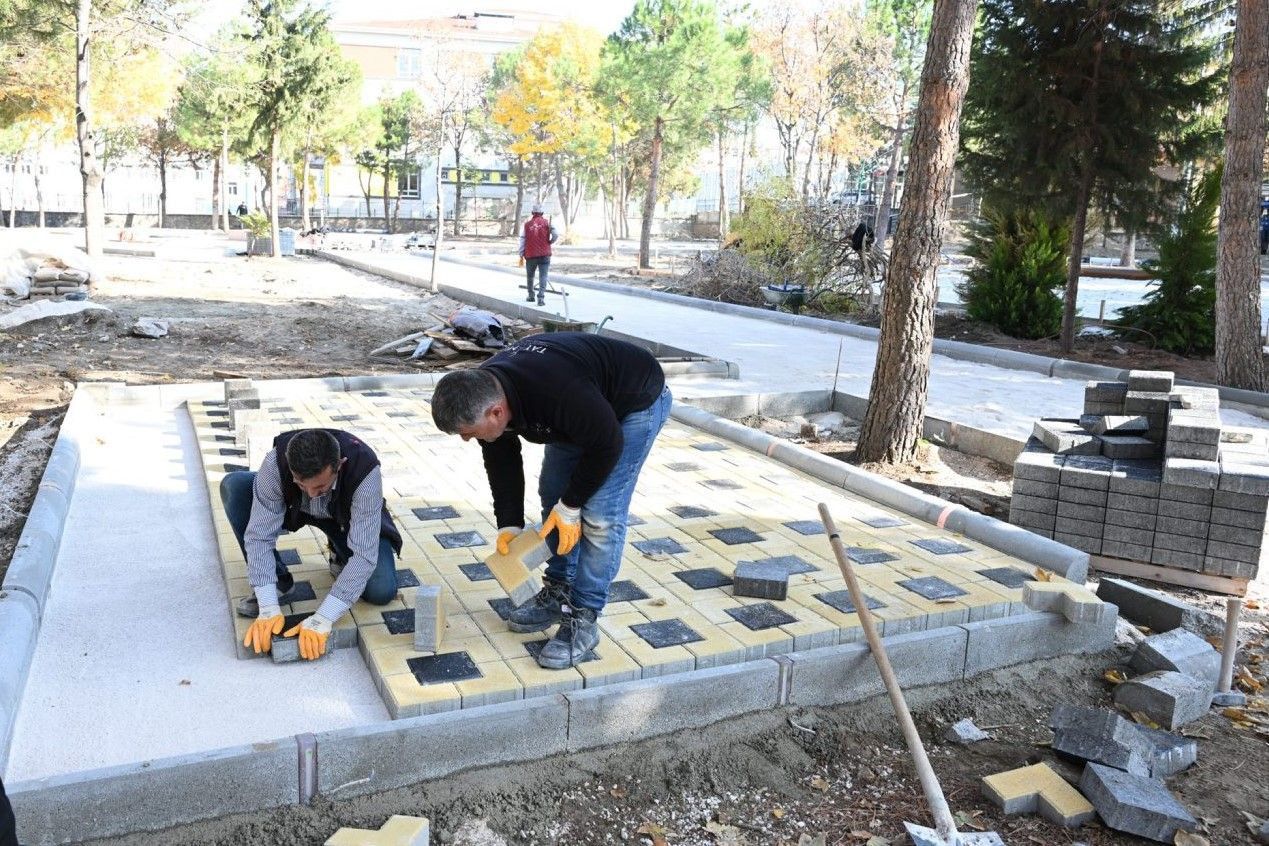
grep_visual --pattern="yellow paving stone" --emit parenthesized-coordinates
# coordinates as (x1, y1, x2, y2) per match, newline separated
(981, 762, 1094, 827)
(324, 814, 430, 846)
(505, 656, 584, 698)
(683, 626, 748, 669)
(612, 635, 696, 678)
(370, 636, 500, 678)
(597, 611, 648, 641)
(779, 613, 840, 651)
(486, 629, 544, 661)
(381, 672, 461, 718)
(716, 621, 795, 660)
(576, 643, 644, 687)
(358, 623, 414, 656)
(350, 598, 405, 626)
(456, 660, 523, 707)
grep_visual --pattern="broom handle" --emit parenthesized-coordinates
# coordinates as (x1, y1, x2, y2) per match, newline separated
(817, 503, 958, 839)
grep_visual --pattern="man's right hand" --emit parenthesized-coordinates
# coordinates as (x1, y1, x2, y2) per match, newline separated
(496, 526, 523, 556)
(244, 608, 285, 654)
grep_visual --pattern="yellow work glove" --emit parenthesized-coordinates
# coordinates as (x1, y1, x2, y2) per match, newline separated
(539, 502, 582, 556)
(496, 526, 522, 556)
(284, 614, 333, 661)
(244, 607, 284, 655)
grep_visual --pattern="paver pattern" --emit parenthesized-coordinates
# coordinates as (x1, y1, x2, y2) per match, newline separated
(189, 387, 1066, 718)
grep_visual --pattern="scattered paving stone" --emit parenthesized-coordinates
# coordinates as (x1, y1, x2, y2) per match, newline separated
(1130, 628, 1222, 685)
(733, 560, 790, 600)
(945, 718, 990, 744)
(1050, 705, 1161, 777)
(725, 602, 798, 630)
(1079, 762, 1197, 842)
(1134, 725, 1198, 779)
(1113, 670, 1213, 731)
(981, 762, 1095, 827)
(672, 568, 733, 590)
(325, 814, 430, 846)
(744, 554, 818, 575)
(1211, 690, 1247, 707)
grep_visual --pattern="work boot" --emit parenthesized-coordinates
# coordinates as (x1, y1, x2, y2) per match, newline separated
(235, 580, 302, 618)
(536, 296, 545, 306)
(537, 606, 600, 669)
(506, 579, 569, 633)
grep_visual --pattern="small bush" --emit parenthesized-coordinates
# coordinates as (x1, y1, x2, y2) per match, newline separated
(1115, 166, 1219, 355)
(730, 177, 826, 288)
(957, 208, 1069, 339)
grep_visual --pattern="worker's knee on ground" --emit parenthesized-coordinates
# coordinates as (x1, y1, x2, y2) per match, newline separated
(361, 580, 396, 605)
(219, 471, 252, 509)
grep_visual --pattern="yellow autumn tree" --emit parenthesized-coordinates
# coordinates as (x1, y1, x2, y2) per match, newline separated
(490, 22, 610, 233)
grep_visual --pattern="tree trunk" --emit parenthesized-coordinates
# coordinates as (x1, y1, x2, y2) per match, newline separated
(382, 161, 391, 233)
(5, 162, 14, 227)
(874, 79, 909, 243)
(639, 116, 664, 269)
(34, 149, 45, 227)
(429, 148, 443, 293)
(1060, 159, 1096, 353)
(76, 0, 104, 258)
(554, 157, 570, 237)
(211, 152, 221, 231)
(1215, 0, 1269, 390)
(268, 127, 281, 257)
(609, 129, 619, 258)
(801, 127, 819, 201)
(453, 144, 463, 237)
(856, 0, 978, 465)
(1119, 228, 1136, 267)
(220, 125, 230, 232)
(737, 122, 748, 216)
(717, 129, 729, 246)
(512, 155, 524, 237)
(300, 148, 311, 232)
(158, 150, 167, 228)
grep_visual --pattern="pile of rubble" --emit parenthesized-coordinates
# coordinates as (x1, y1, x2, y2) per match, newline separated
(2, 243, 96, 301)
(370, 306, 533, 369)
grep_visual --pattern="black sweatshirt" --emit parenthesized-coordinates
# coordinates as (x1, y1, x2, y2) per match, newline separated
(478, 333, 665, 527)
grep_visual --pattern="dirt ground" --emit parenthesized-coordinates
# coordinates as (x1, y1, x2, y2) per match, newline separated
(5, 244, 1269, 845)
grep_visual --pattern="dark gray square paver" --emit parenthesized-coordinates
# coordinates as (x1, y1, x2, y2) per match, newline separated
(283, 581, 316, 604)
(631, 619, 704, 648)
(458, 562, 495, 582)
(673, 568, 733, 590)
(742, 554, 819, 575)
(846, 547, 898, 565)
(669, 505, 717, 519)
(606, 580, 650, 603)
(693, 442, 729, 451)
(709, 527, 765, 545)
(910, 538, 973, 555)
(666, 462, 702, 472)
(725, 602, 798, 630)
(702, 479, 742, 490)
(407, 651, 482, 685)
(815, 590, 885, 614)
(898, 576, 968, 600)
(395, 568, 420, 588)
(277, 548, 302, 567)
(413, 505, 460, 521)
(381, 609, 415, 635)
(488, 597, 515, 620)
(632, 537, 688, 555)
(783, 520, 825, 535)
(859, 514, 907, 528)
(434, 531, 487, 549)
(978, 566, 1032, 589)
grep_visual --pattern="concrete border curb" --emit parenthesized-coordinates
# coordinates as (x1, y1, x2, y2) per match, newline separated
(670, 402, 1088, 582)
(0, 390, 90, 772)
(420, 251, 1269, 413)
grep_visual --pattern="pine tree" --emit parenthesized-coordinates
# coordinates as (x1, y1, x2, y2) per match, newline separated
(960, 0, 1218, 352)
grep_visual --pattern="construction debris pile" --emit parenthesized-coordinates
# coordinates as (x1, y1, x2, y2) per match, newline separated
(2, 243, 97, 302)
(369, 306, 533, 369)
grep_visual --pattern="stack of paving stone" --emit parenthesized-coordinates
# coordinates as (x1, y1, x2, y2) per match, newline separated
(1009, 369, 1269, 584)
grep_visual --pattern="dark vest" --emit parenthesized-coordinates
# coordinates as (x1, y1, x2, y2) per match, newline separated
(273, 429, 403, 554)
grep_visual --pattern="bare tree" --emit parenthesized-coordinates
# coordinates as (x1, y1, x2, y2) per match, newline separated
(1215, 0, 1269, 390)
(76, 0, 105, 257)
(856, 0, 978, 464)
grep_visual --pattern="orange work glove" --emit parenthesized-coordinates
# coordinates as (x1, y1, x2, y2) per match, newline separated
(283, 614, 333, 661)
(539, 502, 582, 556)
(496, 526, 522, 556)
(244, 608, 284, 655)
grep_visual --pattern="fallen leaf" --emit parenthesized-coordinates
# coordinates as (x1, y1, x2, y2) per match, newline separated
(797, 835, 828, 846)
(1244, 599, 1260, 610)
(1032, 568, 1052, 582)
(1174, 832, 1210, 846)
(178, 679, 191, 686)
(704, 820, 745, 845)
(636, 822, 669, 846)
(1103, 668, 1128, 685)
(1129, 711, 1161, 730)
(865, 837, 891, 846)
(1179, 725, 1214, 739)
(772, 807, 786, 820)
(934, 597, 958, 604)
(848, 832, 875, 841)
(647, 597, 668, 607)
(610, 785, 628, 799)
(809, 775, 829, 792)
(1236, 667, 1264, 693)
(955, 809, 985, 831)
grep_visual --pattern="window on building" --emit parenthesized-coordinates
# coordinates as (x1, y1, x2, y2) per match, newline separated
(398, 169, 420, 198)
(397, 48, 422, 78)
(228, 182, 238, 196)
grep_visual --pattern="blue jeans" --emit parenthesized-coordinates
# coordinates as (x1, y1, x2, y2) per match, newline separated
(538, 386, 672, 612)
(525, 256, 550, 298)
(219, 471, 398, 605)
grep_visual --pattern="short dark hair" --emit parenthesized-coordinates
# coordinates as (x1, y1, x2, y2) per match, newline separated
(286, 429, 341, 479)
(431, 369, 503, 433)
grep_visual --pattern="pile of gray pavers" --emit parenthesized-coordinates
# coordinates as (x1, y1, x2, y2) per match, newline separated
(1050, 627, 1224, 842)
(1009, 369, 1269, 582)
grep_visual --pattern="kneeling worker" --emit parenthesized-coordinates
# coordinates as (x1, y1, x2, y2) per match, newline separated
(431, 333, 671, 669)
(221, 428, 402, 660)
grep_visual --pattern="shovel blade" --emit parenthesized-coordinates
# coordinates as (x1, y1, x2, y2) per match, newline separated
(903, 822, 1006, 846)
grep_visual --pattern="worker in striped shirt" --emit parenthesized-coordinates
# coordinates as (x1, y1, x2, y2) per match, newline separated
(221, 429, 402, 660)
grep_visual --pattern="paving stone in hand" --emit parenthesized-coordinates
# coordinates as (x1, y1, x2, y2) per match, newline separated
(692, 442, 729, 451)
(458, 562, 495, 582)
(631, 618, 704, 648)
(744, 554, 818, 575)
(395, 568, 420, 588)
(673, 568, 734, 590)
(413, 505, 460, 521)
(669, 505, 717, 519)
(381, 608, 415, 635)
(978, 567, 1032, 589)
(666, 462, 701, 472)
(859, 514, 906, 528)
(709, 526, 765, 545)
(725, 602, 798, 630)
(783, 520, 825, 535)
(524, 639, 599, 663)
(899, 576, 968, 600)
(846, 547, 898, 565)
(606, 580, 650, 603)
(702, 479, 742, 490)
(434, 531, 487, 549)
(815, 589, 885, 614)
(408, 651, 482, 685)
(910, 538, 973, 555)
(633, 537, 688, 556)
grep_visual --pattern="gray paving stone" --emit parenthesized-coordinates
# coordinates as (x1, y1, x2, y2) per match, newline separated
(1104, 524, 1154, 547)
(1166, 415, 1221, 446)
(1211, 505, 1267, 530)
(1049, 705, 1153, 776)
(1079, 762, 1196, 842)
(1149, 547, 1204, 571)
(1058, 485, 1107, 506)
(1011, 493, 1058, 515)
(1053, 531, 1101, 554)
(1130, 628, 1221, 685)
(1095, 578, 1220, 635)
(1209, 523, 1263, 547)
(1055, 516, 1105, 540)
(1104, 508, 1155, 530)
(1085, 381, 1129, 403)
(1155, 499, 1209, 521)
(960, 610, 1116, 676)
(1170, 385, 1219, 410)
(1014, 442, 1065, 483)
(1165, 440, 1220, 461)
(1101, 539, 1151, 561)
(1085, 399, 1124, 415)
(1101, 436, 1157, 459)
(1208, 558, 1258, 579)
(1135, 725, 1198, 778)
(786, 628, 968, 706)
(1013, 477, 1058, 498)
(1106, 491, 1159, 514)
(1205, 537, 1261, 564)
(1089, 415, 1149, 435)
(1218, 462, 1269, 496)
(1110, 459, 1163, 497)
(1159, 483, 1213, 505)
(1113, 670, 1212, 730)
(1154, 515, 1209, 538)
(1060, 455, 1114, 489)
(1124, 390, 1172, 415)
(565, 659, 780, 750)
(1009, 507, 1056, 533)
(1213, 489, 1269, 514)
(1127, 370, 1174, 393)
(733, 561, 789, 600)
(1162, 458, 1220, 489)
(1034, 419, 1100, 455)
(1056, 501, 1105, 522)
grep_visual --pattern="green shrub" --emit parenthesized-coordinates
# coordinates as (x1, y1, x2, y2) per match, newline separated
(957, 208, 1069, 339)
(1115, 166, 1219, 355)
(730, 177, 825, 288)
(240, 210, 271, 240)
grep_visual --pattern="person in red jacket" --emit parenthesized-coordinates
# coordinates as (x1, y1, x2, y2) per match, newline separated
(519, 202, 558, 305)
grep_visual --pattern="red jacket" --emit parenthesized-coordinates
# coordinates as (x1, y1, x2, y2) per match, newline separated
(522, 215, 554, 259)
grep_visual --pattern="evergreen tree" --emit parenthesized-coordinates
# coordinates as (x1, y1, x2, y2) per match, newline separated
(958, 209, 1069, 339)
(1116, 166, 1221, 355)
(960, 0, 1218, 352)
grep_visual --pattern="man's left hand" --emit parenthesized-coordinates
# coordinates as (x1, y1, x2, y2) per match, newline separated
(283, 614, 333, 660)
(540, 502, 582, 555)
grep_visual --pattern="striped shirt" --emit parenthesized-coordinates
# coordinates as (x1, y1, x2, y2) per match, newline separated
(246, 449, 384, 622)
